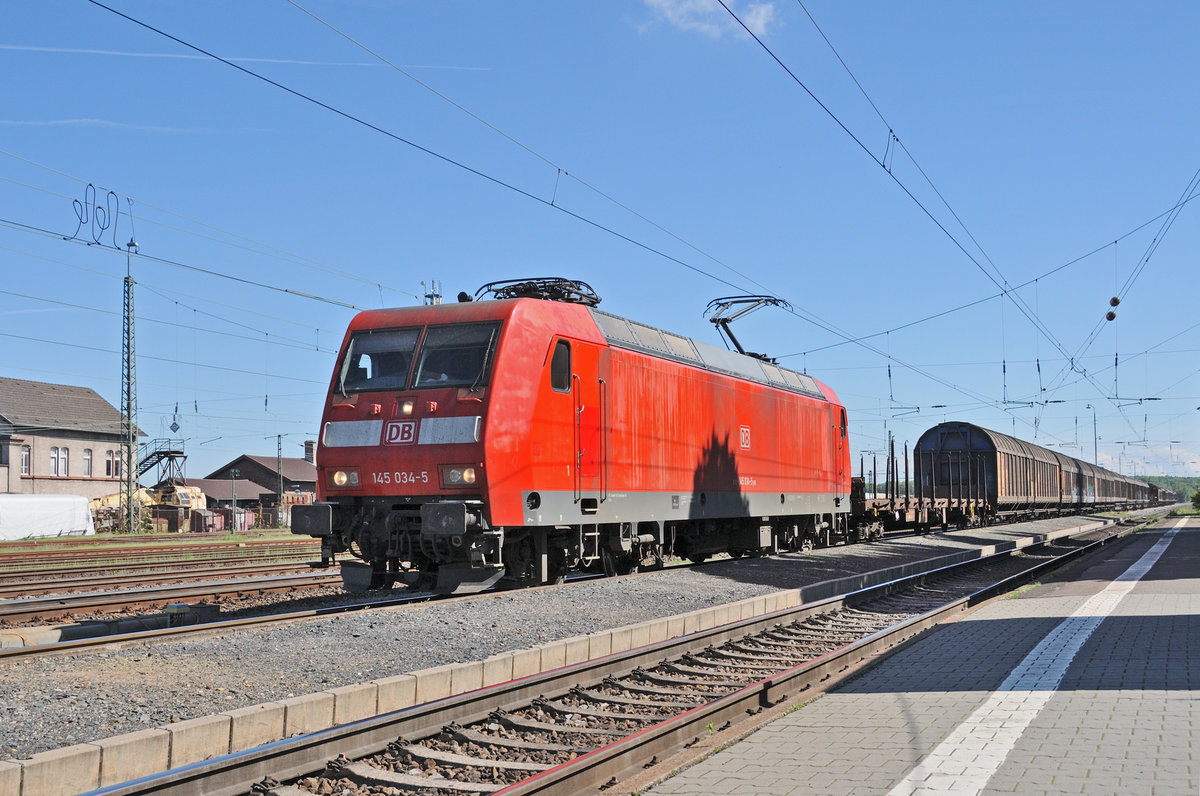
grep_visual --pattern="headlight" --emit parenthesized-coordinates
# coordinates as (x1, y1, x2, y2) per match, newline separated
(330, 470, 359, 487)
(441, 466, 476, 486)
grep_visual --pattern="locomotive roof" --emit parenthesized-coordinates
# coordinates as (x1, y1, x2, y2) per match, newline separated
(915, 421, 1147, 488)
(588, 308, 830, 402)
(346, 299, 835, 403)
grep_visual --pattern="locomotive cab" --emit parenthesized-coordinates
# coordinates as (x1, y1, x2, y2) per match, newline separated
(294, 309, 507, 593)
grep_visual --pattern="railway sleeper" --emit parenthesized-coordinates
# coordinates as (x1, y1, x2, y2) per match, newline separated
(766, 627, 868, 645)
(710, 644, 799, 665)
(602, 675, 695, 699)
(682, 654, 782, 675)
(444, 723, 584, 754)
(255, 786, 309, 796)
(734, 633, 808, 651)
(724, 638, 814, 658)
(324, 758, 504, 793)
(768, 624, 873, 643)
(534, 696, 668, 723)
(664, 662, 761, 681)
(731, 634, 844, 657)
(571, 685, 689, 710)
(489, 709, 626, 737)
(395, 743, 550, 773)
(632, 667, 745, 690)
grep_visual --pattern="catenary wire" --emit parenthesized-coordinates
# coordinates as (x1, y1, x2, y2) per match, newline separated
(718, 0, 1098, 394)
(0, 287, 337, 353)
(0, 148, 421, 300)
(779, 191, 1200, 358)
(83, 0, 1058, 420)
(0, 215, 364, 309)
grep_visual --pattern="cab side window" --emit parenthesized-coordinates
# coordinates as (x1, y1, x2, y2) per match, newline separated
(551, 340, 571, 392)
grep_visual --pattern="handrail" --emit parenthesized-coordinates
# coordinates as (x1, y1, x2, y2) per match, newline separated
(572, 374, 582, 504)
(599, 378, 608, 503)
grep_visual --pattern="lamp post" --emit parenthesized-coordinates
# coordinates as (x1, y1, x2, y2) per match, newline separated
(1084, 404, 1097, 465)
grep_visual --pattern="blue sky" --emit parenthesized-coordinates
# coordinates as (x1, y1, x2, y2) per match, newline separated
(2, 0, 1197, 482)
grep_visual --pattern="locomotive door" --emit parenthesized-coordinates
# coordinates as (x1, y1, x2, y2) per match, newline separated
(572, 342, 608, 511)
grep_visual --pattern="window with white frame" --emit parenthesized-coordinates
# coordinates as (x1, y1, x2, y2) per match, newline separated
(106, 450, 114, 477)
(58, 447, 68, 477)
(21, 445, 30, 475)
(83, 449, 92, 477)
(50, 447, 59, 476)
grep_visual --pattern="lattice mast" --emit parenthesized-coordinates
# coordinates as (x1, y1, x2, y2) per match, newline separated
(121, 242, 140, 534)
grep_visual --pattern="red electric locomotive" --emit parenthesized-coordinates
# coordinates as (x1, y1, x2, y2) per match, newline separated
(292, 278, 853, 593)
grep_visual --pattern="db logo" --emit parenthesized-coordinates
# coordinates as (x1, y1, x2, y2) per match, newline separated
(383, 420, 417, 445)
(739, 425, 751, 450)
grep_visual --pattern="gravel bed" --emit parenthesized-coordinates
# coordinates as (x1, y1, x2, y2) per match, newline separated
(0, 516, 1116, 760)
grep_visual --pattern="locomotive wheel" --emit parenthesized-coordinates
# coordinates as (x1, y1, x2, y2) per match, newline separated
(687, 553, 708, 564)
(500, 537, 539, 588)
(547, 547, 567, 585)
(727, 549, 744, 559)
(799, 537, 815, 552)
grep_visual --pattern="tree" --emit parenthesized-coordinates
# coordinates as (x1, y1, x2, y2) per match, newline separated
(1193, 489, 1200, 511)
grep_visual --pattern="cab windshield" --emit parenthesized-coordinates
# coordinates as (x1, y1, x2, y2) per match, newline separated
(338, 328, 420, 393)
(413, 323, 499, 389)
(337, 322, 499, 393)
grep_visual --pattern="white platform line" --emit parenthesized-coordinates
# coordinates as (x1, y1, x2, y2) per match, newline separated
(888, 520, 1183, 795)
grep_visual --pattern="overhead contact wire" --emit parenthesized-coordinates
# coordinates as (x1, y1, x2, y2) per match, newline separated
(719, 1, 1081, 379)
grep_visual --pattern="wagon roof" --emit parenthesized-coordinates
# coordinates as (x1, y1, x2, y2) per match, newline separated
(917, 421, 1149, 487)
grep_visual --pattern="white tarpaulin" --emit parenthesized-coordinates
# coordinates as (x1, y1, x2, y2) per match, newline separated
(0, 494, 95, 539)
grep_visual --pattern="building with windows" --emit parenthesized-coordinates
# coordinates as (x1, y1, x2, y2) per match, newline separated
(0, 376, 138, 499)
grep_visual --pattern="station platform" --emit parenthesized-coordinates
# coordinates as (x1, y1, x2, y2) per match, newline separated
(649, 516, 1198, 795)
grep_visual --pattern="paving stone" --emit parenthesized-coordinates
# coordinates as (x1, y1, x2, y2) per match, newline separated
(647, 523, 1200, 795)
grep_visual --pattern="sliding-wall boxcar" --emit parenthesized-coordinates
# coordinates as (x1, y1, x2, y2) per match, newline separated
(912, 421, 1150, 521)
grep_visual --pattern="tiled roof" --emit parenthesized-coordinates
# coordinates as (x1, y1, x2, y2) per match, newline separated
(0, 376, 131, 436)
(230, 455, 317, 483)
(182, 478, 267, 502)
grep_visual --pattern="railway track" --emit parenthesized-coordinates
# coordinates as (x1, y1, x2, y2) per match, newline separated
(0, 538, 320, 575)
(0, 560, 329, 599)
(0, 571, 341, 624)
(97, 519, 1136, 796)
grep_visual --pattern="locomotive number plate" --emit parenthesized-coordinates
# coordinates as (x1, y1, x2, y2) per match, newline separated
(371, 470, 429, 485)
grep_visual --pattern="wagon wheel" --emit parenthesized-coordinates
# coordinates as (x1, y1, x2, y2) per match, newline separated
(368, 558, 398, 590)
(645, 546, 665, 570)
(404, 570, 437, 592)
(601, 547, 639, 577)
